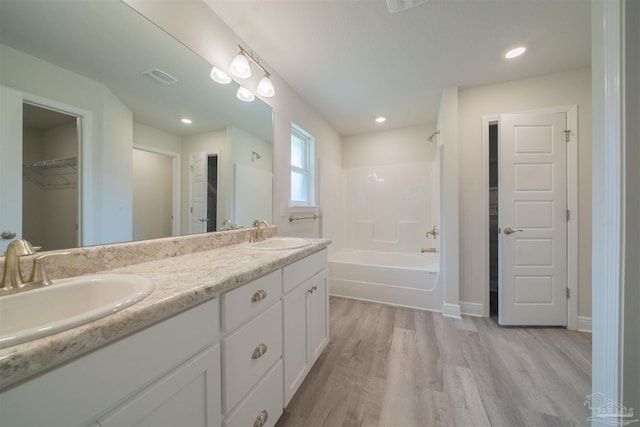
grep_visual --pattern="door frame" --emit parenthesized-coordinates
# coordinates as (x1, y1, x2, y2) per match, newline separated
(21, 92, 93, 247)
(481, 104, 578, 329)
(133, 144, 181, 237)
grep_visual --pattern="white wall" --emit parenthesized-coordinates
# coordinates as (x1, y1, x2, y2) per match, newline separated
(623, 0, 639, 412)
(133, 122, 182, 154)
(124, 0, 345, 254)
(439, 86, 461, 319)
(342, 123, 438, 253)
(228, 127, 272, 226)
(0, 44, 133, 246)
(457, 67, 592, 319)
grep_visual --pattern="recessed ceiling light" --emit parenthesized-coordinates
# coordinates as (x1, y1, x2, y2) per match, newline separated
(375, 116, 386, 123)
(505, 46, 527, 59)
(181, 118, 193, 124)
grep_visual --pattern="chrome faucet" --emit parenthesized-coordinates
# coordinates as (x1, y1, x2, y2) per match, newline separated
(250, 219, 270, 243)
(221, 218, 236, 230)
(426, 225, 438, 239)
(1, 239, 40, 291)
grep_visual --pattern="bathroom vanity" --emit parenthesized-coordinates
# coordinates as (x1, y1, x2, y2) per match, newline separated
(0, 232, 329, 427)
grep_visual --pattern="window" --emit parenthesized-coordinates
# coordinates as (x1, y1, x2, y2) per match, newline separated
(290, 124, 314, 205)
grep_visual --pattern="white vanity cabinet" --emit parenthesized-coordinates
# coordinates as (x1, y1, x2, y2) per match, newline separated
(0, 246, 330, 427)
(282, 249, 329, 405)
(0, 299, 222, 427)
(220, 269, 284, 427)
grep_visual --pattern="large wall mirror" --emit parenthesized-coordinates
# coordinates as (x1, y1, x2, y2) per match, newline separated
(0, 0, 273, 254)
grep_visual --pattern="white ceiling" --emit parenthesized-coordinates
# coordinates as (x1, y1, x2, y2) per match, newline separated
(0, 0, 273, 140)
(205, 0, 591, 136)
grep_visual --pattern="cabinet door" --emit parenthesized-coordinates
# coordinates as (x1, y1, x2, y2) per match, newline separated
(99, 344, 221, 427)
(282, 282, 309, 406)
(309, 271, 329, 364)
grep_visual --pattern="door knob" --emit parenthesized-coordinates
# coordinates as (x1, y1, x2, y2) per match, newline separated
(1, 230, 16, 240)
(504, 227, 523, 235)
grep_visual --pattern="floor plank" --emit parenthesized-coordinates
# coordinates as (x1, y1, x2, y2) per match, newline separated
(276, 297, 592, 427)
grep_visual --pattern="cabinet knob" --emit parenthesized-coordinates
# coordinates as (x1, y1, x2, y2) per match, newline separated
(251, 289, 268, 302)
(251, 343, 268, 359)
(253, 409, 269, 427)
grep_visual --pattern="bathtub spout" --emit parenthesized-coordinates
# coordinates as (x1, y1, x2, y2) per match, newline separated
(421, 247, 437, 253)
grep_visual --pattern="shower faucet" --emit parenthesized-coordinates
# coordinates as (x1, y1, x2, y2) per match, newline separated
(426, 226, 438, 239)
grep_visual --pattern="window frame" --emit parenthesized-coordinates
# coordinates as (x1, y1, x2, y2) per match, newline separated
(290, 123, 315, 206)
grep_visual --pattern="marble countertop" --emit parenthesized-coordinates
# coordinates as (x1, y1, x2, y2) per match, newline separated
(0, 238, 330, 390)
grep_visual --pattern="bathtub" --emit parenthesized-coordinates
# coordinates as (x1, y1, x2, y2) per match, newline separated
(328, 249, 442, 312)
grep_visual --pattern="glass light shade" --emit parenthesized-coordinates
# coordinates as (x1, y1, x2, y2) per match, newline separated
(257, 75, 275, 97)
(230, 53, 251, 78)
(236, 86, 255, 102)
(210, 66, 231, 84)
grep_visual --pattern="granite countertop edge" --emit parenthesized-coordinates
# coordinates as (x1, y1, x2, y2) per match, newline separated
(0, 239, 330, 391)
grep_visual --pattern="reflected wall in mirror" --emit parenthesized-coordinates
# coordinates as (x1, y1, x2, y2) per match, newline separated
(0, 0, 273, 254)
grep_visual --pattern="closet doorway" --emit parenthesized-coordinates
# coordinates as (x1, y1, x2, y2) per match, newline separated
(132, 147, 180, 240)
(22, 102, 80, 251)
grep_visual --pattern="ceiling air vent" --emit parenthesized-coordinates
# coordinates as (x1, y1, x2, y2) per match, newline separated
(386, 0, 429, 14)
(141, 68, 178, 85)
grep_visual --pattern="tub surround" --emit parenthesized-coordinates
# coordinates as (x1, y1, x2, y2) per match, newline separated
(0, 230, 330, 390)
(329, 249, 441, 311)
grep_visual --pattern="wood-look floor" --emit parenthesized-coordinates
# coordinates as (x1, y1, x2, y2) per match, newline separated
(276, 297, 592, 427)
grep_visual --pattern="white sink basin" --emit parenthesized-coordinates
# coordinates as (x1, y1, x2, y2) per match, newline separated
(0, 274, 154, 349)
(249, 237, 311, 250)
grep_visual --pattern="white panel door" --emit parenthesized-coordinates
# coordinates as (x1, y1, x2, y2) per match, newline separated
(189, 152, 207, 234)
(499, 112, 567, 326)
(0, 87, 23, 254)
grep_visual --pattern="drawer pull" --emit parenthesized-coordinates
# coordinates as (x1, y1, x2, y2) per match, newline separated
(253, 409, 269, 427)
(251, 343, 268, 359)
(251, 289, 268, 302)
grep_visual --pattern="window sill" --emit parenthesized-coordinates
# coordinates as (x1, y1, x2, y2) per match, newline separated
(289, 205, 320, 214)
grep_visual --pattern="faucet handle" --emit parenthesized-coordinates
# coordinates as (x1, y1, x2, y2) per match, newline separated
(29, 252, 70, 286)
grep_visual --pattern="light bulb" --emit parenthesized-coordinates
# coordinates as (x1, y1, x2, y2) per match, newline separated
(257, 75, 275, 97)
(505, 46, 526, 59)
(230, 53, 251, 78)
(210, 66, 231, 84)
(236, 86, 255, 102)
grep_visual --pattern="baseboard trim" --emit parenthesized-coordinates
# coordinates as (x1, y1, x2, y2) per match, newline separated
(460, 301, 485, 317)
(442, 302, 462, 319)
(577, 316, 592, 333)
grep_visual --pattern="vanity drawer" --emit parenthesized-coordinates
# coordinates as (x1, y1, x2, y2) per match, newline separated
(283, 248, 328, 294)
(221, 269, 282, 332)
(222, 301, 282, 414)
(223, 361, 283, 427)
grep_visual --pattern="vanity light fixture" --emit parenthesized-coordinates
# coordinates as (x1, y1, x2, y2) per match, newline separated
(181, 118, 193, 124)
(230, 46, 252, 78)
(375, 116, 387, 123)
(229, 45, 275, 98)
(210, 66, 231, 84)
(505, 46, 527, 59)
(236, 86, 255, 102)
